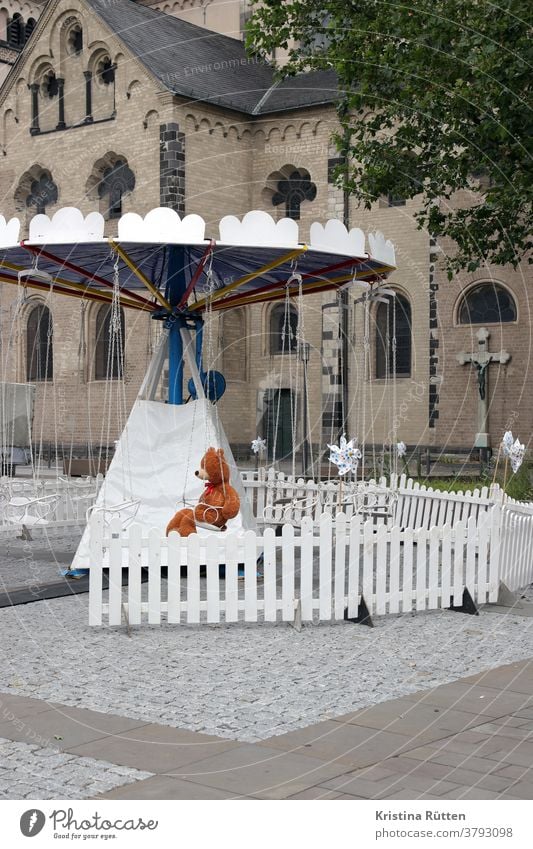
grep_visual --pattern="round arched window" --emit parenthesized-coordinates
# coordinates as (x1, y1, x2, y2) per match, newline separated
(270, 303, 298, 354)
(458, 283, 516, 324)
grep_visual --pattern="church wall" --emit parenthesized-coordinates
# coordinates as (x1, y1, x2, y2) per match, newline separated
(349, 200, 431, 455)
(0, 0, 175, 447)
(432, 257, 532, 451)
(178, 105, 253, 226)
(138, 0, 244, 39)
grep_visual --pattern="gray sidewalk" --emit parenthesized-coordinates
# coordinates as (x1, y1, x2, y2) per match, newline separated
(0, 659, 531, 799)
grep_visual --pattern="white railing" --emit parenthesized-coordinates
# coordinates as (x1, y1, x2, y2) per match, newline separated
(241, 468, 396, 526)
(241, 469, 509, 530)
(0, 474, 103, 529)
(88, 509, 500, 627)
(499, 500, 533, 593)
(393, 478, 502, 531)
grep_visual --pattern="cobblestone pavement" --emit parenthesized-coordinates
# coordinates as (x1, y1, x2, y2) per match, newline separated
(0, 737, 151, 799)
(0, 532, 80, 591)
(1, 586, 531, 742)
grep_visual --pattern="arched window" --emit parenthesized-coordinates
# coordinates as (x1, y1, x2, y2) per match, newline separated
(41, 69, 59, 99)
(26, 171, 58, 215)
(27, 305, 53, 381)
(95, 55, 115, 86)
(96, 158, 135, 219)
(458, 282, 516, 324)
(25, 18, 36, 41)
(7, 13, 24, 48)
(270, 303, 298, 354)
(67, 23, 82, 55)
(375, 294, 411, 378)
(222, 308, 246, 380)
(94, 304, 125, 380)
(271, 167, 316, 220)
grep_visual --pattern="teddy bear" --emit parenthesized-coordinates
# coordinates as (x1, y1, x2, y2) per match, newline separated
(166, 446, 240, 537)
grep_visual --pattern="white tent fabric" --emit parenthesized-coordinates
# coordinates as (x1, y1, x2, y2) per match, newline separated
(71, 398, 255, 570)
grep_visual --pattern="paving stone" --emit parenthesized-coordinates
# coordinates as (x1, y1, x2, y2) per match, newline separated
(67, 724, 238, 773)
(498, 781, 533, 799)
(460, 660, 533, 695)
(402, 683, 533, 718)
(0, 707, 147, 750)
(0, 585, 531, 743)
(257, 720, 413, 768)
(0, 736, 151, 799)
(494, 764, 533, 780)
(177, 744, 346, 799)
(102, 775, 252, 799)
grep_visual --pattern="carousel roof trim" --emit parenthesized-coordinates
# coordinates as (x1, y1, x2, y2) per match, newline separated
(0, 207, 396, 314)
(1, 206, 396, 267)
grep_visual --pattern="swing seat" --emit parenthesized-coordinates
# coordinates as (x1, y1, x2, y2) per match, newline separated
(86, 499, 140, 530)
(195, 520, 226, 532)
(3, 493, 59, 527)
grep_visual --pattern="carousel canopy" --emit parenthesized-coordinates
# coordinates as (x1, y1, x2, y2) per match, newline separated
(0, 208, 396, 315)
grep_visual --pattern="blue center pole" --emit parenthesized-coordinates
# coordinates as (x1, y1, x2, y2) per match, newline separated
(165, 246, 205, 405)
(168, 318, 185, 405)
(166, 246, 187, 405)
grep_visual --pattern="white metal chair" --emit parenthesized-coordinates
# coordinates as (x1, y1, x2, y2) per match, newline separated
(2, 492, 60, 527)
(86, 499, 140, 530)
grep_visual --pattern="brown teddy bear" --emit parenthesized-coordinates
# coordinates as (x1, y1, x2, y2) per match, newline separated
(166, 446, 240, 537)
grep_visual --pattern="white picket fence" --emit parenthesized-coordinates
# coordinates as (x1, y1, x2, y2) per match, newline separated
(499, 500, 533, 593)
(241, 469, 504, 531)
(88, 508, 502, 627)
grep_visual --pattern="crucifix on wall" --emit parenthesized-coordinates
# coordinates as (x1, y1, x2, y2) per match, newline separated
(457, 327, 510, 448)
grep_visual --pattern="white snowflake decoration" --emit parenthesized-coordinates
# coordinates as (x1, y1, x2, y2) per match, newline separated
(502, 430, 514, 456)
(509, 438, 525, 474)
(327, 435, 362, 476)
(396, 441, 407, 458)
(251, 437, 267, 455)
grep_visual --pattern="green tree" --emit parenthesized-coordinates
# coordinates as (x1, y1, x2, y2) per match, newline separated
(247, 1, 532, 274)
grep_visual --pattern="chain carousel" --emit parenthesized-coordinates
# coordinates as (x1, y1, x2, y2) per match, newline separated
(0, 207, 399, 607)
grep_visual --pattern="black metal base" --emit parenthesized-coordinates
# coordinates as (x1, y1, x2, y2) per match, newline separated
(0, 569, 148, 608)
(448, 587, 480, 616)
(344, 594, 374, 627)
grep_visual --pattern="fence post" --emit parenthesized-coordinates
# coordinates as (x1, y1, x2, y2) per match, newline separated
(488, 503, 502, 603)
(88, 511, 104, 626)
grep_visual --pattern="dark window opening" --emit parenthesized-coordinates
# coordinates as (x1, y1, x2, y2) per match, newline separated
(27, 305, 53, 381)
(7, 13, 24, 48)
(458, 283, 516, 324)
(97, 159, 135, 220)
(95, 304, 125, 380)
(98, 58, 115, 85)
(375, 294, 412, 378)
(43, 72, 59, 98)
(271, 168, 317, 220)
(69, 25, 83, 55)
(25, 18, 36, 41)
(270, 304, 298, 354)
(387, 193, 406, 207)
(25, 173, 58, 215)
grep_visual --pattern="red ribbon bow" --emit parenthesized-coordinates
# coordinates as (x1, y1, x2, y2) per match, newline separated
(203, 482, 216, 497)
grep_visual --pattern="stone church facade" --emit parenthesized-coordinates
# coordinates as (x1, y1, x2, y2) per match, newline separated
(0, 0, 530, 463)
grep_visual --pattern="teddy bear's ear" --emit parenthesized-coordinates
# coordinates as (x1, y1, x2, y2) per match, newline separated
(216, 448, 225, 457)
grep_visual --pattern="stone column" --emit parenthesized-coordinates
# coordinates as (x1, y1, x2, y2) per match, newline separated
(159, 123, 185, 214)
(56, 77, 66, 130)
(29, 83, 40, 135)
(83, 71, 93, 123)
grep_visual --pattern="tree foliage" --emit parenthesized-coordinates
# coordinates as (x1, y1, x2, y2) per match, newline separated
(247, 1, 532, 273)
